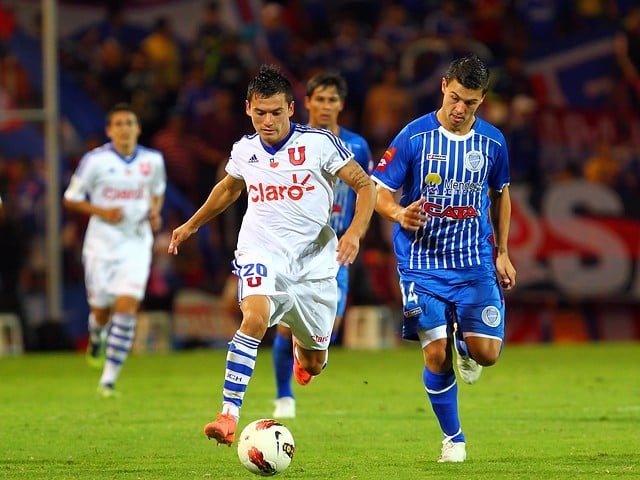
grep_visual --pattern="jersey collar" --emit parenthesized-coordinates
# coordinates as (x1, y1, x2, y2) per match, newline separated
(259, 122, 297, 155)
(109, 142, 139, 164)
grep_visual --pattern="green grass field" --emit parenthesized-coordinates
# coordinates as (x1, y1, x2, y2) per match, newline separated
(1, 342, 639, 479)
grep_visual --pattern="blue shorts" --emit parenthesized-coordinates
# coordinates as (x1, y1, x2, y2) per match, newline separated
(336, 265, 349, 319)
(399, 264, 505, 342)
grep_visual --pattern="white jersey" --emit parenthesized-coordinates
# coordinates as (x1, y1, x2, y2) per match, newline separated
(64, 142, 166, 259)
(227, 122, 353, 280)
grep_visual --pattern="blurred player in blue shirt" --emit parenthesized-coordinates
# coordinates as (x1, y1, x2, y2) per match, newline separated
(372, 55, 516, 462)
(272, 71, 373, 419)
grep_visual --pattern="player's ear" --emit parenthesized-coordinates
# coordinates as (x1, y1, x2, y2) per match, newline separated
(288, 100, 295, 117)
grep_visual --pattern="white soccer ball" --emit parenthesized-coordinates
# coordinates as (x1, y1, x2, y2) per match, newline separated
(237, 419, 295, 476)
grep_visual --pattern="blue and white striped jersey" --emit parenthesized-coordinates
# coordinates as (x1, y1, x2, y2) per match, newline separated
(330, 126, 373, 236)
(371, 111, 510, 270)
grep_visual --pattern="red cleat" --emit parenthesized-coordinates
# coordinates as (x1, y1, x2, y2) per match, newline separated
(204, 413, 237, 446)
(292, 338, 314, 386)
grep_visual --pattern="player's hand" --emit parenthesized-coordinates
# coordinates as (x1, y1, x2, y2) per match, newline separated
(336, 230, 360, 266)
(167, 223, 198, 255)
(101, 207, 124, 224)
(397, 197, 429, 231)
(495, 252, 516, 290)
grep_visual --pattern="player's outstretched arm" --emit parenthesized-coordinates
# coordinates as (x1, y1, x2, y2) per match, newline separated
(168, 174, 244, 255)
(335, 160, 376, 265)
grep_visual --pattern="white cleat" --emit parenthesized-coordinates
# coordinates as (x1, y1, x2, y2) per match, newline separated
(273, 396, 296, 419)
(456, 353, 483, 384)
(438, 440, 466, 463)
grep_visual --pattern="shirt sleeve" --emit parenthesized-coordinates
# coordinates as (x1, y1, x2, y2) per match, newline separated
(487, 132, 510, 192)
(371, 128, 410, 192)
(322, 134, 353, 176)
(151, 152, 167, 196)
(225, 141, 244, 180)
(63, 153, 93, 201)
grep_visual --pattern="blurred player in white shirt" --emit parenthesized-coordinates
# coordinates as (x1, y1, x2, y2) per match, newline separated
(63, 103, 166, 398)
(168, 64, 376, 447)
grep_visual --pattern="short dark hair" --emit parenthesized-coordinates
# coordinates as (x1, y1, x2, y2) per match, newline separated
(444, 54, 490, 94)
(246, 64, 294, 104)
(306, 71, 347, 99)
(106, 103, 138, 125)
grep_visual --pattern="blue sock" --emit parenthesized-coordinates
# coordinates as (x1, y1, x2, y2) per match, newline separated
(222, 331, 260, 414)
(423, 367, 465, 443)
(100, 313, 136, 386)
(272, 333, 294, 399)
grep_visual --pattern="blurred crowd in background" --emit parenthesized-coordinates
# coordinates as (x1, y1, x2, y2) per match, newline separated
(1, 0, 640, 350)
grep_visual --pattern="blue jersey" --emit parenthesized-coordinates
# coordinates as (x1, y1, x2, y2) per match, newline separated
(371, 111, 510, 271)
(330, 126, 373, 236)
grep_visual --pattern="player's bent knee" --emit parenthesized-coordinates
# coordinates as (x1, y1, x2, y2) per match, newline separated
(298, 350, 326, 375)
(239, 314, 269, 339)
(466, 336, 502, 365)
(306, 363, 323, 376)
(423, 338, 449, 371)
(477, 355, 498, 367)
(473, 344, 501, 366)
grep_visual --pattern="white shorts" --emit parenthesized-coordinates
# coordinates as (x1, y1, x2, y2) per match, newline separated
(233, 251, 337, 350)
(83, 252, 151, 308)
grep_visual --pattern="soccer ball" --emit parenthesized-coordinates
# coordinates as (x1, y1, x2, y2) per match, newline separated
(237, 419, 295, 476)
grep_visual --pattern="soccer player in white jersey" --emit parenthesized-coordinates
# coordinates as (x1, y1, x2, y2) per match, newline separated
(271, 71, 373, 419)
(168, 64, 376, 447)
(63, 103, 166, 398)
(371, 55, 516, 462)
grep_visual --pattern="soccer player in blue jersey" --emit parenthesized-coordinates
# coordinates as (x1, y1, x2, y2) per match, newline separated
(271, 71, 373, 419)
(371, 54, 516, 462)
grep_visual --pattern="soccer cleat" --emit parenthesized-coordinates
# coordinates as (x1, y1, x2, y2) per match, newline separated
(204, 413, 237, 447)
(273, 396, 296, 419)
(456, 353, 483, 384)
(96, 383, 120, 399)
(86, 340, 106, 369)
(292, 338, 313, 386)
(438, 440, 466, 463)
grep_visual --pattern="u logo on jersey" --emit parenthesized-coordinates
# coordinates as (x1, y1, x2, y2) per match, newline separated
(139, 160, 151, 176)
(288, 146, 306, 166)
